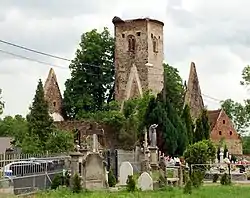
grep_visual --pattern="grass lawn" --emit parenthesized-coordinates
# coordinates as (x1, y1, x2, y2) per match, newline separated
(28, 185, 250, 198)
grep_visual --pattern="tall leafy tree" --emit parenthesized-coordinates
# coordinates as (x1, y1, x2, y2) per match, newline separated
(219, 65, 250, 135)
(182, 105, 194, 144)
(0, 115, 28, 145)
(143, 63, 188, 156)
(201, 109, 210, 140)
(0, 89, 4, 115)
(193, 109, 210, 143)
(63, 28, 115, 119)
(221, 99, 249, 134)
(26, 79, 54, 150)
(163, 63, 185, 113)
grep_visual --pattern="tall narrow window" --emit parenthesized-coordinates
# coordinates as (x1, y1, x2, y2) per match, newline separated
(153, 36, 158, 53)
(128, 35, 136, 52)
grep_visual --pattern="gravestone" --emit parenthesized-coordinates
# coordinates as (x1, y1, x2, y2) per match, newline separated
(138, 172, 153, 191)
(119, 161, 133, 185)
(82, 152, 108, 189)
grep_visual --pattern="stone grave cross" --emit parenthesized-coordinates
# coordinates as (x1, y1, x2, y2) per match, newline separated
(93, 134, 98, 152)
(86, 123, 104, 152)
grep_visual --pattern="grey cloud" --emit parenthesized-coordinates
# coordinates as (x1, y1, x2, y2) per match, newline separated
(1, 0, 118, 18)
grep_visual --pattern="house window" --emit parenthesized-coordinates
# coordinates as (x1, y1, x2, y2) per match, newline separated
(219, 131, 222, 135)
(153, 36, 158, 53)
(122, 33, 125, 38)
(128, 35, 136, 52)
(136, 32, 141, 36)
(230, 131, 232, 135)
(223, 120, 225, 124)
(53, 101, 56, 107)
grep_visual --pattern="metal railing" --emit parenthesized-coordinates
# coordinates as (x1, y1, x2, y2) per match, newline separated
(0, 153, 70, 195)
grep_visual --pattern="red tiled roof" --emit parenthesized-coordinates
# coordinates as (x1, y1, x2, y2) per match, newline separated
(207, 109, 221, 130)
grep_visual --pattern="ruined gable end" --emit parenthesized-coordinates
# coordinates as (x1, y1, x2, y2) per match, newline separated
(184, 62, 204, 120)
(209, 109, 242, 155)
(44, 68, 64, 121)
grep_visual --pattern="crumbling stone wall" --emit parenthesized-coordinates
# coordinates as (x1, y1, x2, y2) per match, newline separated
(113, 17, 164, 102)
(54, 121, 127, 149)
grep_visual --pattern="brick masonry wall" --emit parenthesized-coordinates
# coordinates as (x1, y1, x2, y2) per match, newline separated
(210, 110, 243, 155)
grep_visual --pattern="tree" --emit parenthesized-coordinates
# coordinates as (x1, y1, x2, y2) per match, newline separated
(243, 136, 250, 154)
(63, 28, 115, 119)
(182, 105, 194, 144)
(140, 63, 188, 156)
(163, 63, 185, 113)
(184, 140, 216, 165)
(26, 79, 54, 150)
(200, 109, 210, 140)
(0, 89, 4, 115)
(45, 129, 74, 153)
(219, 65, 250, 135)
(221, 99, 249, 134)
(0, 115, 28, 145)
(193, 109, 210, 143)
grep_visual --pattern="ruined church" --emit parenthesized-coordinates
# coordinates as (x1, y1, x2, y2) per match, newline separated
(42, 16, 242, 155)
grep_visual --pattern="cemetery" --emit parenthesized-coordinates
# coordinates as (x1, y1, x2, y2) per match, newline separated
(1, 14, 250, 198)
(22, 125, 250, 198)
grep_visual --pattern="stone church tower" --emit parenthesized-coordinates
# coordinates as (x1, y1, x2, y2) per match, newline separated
(112, 17, 164, 102)
(44, 68, 64, 121)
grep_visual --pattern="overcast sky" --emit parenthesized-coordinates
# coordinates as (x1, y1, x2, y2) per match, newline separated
(0, 0, 249, 117)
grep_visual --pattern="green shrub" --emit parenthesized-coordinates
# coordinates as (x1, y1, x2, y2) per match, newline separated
(183, 170, 189, 184)
(183, 179, 192, 194)
(220, 173, 231, 185)
(51, 174, 63, 190)
(65, 171, 70, 187)
(72, 173, 82, 193)
(126, 175, 136, 192)
(213, 173, 219, 183)
(191, 170, 204, 188)
(108, 169, 116, 187)
(158, 174, 167, 188)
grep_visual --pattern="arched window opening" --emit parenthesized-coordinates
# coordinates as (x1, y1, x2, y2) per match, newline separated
(153, 36, 158, 53)
(128, 35, 136, 52)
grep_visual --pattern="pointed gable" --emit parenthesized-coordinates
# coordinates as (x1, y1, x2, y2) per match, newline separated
(44, 68, 64, 120)
(124, 64, 143, 100)
(207, 109, 221, 130)
(209, 108, 242, 154)
(184, 62, 204, 119)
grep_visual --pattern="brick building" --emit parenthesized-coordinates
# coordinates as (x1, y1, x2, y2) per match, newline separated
(185, 62, 243, 155)
(208, 109, 242, 155)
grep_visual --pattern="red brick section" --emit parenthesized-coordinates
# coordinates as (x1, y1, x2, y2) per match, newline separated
(208, 109, 242, 155)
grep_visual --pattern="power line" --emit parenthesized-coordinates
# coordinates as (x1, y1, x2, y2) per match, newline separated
(0, 39, 71, 62)
(0, 48, 100, 76)
(0, 48, 68, 70)
(0, 41, 224, 102)
(202, 93, 222, 102)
